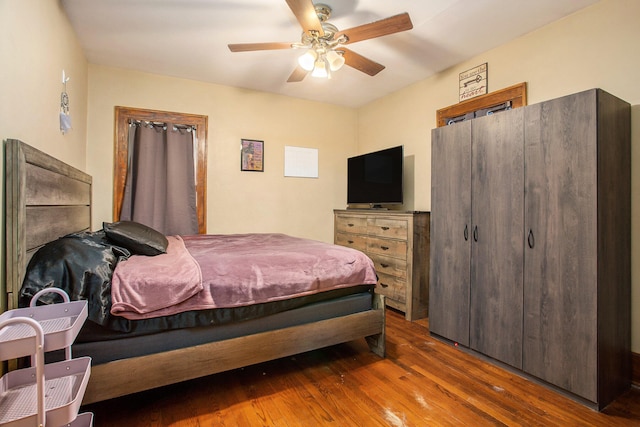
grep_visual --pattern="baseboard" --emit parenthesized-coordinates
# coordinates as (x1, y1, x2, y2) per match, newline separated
(633, 352, 640, 386)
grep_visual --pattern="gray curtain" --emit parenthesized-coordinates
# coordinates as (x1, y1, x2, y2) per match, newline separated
(120, 121, 199, 235)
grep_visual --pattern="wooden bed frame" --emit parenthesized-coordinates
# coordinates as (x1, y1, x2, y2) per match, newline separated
(3, 139, 386, 404)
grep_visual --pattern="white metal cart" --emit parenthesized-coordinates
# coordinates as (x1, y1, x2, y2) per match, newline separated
(0, 289, 93, 427)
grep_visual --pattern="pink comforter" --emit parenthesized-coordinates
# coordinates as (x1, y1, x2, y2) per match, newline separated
(110, 233, 377, 320)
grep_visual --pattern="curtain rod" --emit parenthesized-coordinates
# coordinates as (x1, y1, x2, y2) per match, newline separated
(129, 119, 196, 132)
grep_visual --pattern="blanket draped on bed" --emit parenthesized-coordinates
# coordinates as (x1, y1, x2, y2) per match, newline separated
(110, 233, 377, 320)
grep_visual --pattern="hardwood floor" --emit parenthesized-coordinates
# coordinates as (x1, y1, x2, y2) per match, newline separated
(82, 309, 640, 426)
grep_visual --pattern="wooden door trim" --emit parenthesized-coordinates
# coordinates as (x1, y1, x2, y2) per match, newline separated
(114, 106, 208, 233)
(436, 82, 527, 127)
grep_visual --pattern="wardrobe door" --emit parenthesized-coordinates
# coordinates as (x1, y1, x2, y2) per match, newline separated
(469, 109, 524, 369)
(429, 121, 471, 345)
(523, 91, 598, 401)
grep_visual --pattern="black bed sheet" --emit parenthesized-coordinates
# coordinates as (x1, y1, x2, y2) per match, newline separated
(70, 290, 373, 365)
(76, 284, 373, 342)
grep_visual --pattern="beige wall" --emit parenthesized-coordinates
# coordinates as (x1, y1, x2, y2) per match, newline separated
(0, 0, 88, 311)
(358, 0, 640, 351)
(86, 65, 357, 242)
(359, 0, 640, 209)
(0, 0, 88, 169)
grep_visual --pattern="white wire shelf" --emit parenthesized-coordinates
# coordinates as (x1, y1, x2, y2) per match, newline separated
(0, 301, 88, 361)
(0, 357, 91, 427)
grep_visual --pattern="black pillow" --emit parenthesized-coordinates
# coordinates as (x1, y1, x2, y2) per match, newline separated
(103, 221, 168, 256)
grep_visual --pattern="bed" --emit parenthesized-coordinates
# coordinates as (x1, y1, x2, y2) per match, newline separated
(3, 139, 385, 404)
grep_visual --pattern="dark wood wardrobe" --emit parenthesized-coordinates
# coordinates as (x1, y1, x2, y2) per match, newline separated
(429, 88, 631, 410)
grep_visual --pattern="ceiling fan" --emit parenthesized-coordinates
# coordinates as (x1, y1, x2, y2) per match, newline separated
(228, 0, 413, 82)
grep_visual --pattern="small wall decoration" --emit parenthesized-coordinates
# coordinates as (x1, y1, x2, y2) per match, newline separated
(459, 63, 487, 102)
(240, 139, 264, 172)
(60, 70, 72, 134)
(284, 146, 318, 178)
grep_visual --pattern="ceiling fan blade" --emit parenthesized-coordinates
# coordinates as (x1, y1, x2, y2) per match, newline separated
(287, 65, 309, 82)
(336, 13, 413, 44)
(285, 0, 324, 36)
(341, 48, 385, 76)
(228, 42, 293, 52)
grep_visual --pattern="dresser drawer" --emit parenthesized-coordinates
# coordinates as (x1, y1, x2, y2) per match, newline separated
(376, 272, 406, 303)
(335, 232, 367, 251)
(367, 236, 407, 259)
(367, 218, 408, 240)
(370, 253, 407, 279)
(335, 215, 368, 235)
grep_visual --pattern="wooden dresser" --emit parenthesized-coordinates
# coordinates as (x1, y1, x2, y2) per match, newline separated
(334, 210, 430, 321)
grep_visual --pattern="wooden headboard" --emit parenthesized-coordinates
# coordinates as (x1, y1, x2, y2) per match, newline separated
(3, 139, 92, 312)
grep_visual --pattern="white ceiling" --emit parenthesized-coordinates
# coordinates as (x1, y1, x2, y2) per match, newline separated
(61, 0, 599, 108)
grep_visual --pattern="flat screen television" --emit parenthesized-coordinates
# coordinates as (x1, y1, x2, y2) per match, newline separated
(347, 145, 403, 208)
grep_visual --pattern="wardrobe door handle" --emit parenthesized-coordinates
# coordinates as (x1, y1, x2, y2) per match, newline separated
(473, 226, 478, 242)
(464, 224, 469, 241)
(528, 229, 535, 248)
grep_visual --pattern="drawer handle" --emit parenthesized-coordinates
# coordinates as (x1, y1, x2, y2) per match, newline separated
(379, 283, 389, 288)
(380, 263, 389, 268)
(380, 246, 389, 251)
(528, 229, 535, 249)
(347, 223, 355, 227)
(381, 226, 390, 231)
(347, 240, 354, 244)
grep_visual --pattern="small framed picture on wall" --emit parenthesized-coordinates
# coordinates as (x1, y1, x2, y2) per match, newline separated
(240, 139, 264, 172)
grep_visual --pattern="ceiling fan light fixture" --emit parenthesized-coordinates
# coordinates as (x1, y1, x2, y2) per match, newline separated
(311, 58, 328, 78)
(298, 49, 317, 71)
(326, 49, 345, 71)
